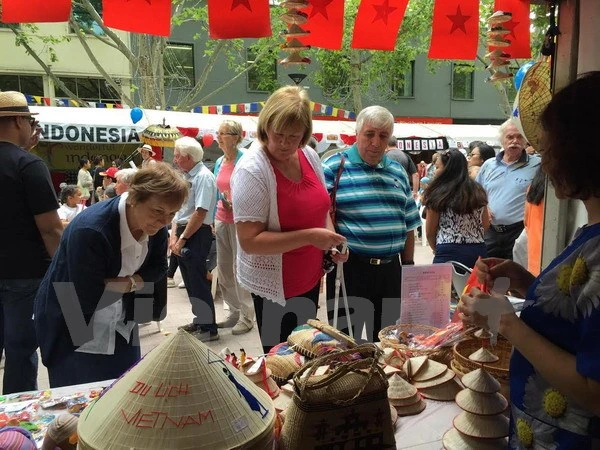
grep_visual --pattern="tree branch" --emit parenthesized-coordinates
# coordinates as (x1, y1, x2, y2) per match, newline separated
(9, 25, 88, 106)
(70, 19, 134, 107)
(78, 0, 137, 63)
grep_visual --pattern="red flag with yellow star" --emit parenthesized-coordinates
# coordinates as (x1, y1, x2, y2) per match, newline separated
(103, 0, 172, 36)
(350, 0, 409, 50)
(428, 0, 479, 60)
(208, 0, 271, 39)
(299, 0, 345, 50)
(493, 0, 531, 58)
(1, 0, 71, 22)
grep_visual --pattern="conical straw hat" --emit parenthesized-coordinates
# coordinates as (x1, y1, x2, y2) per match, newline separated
(468, 347, 500, 363)
(389, 392, 421, 408)
(412, 359, 448, 382)
(474, 328, 493, 339)
(77, 330, 276, 450)
(403, 356, 428, 379)
(442, 428, 507, 450)
(395, 399, 426, 417)
(387, 374, 418, 401)
(461, 368, 501, 394)
(412, 369, 455, 389)
(389, 404, 398, 425)
(419, 378, 462, 401)
(455, 389, 508, 416)
(453, 411, 509, 439)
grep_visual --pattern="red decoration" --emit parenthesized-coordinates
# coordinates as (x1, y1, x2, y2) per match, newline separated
(208, 0, 271, 39)
(103, 0, 172, 37)
(299, 0, 345, 50)
(202, 133, 215, 147)
(351, 0, 409, 50)
(428, 0, 479, 60)
(493, 0, 531, 58)
(177, 127, 200, 138)
(1, 0, 71, 23)
(340, 134, 357, 145)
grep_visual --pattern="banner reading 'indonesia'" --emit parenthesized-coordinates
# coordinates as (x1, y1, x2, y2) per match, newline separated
(40, 123, 141, 144)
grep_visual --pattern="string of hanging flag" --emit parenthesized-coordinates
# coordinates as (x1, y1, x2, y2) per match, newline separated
(25, 95, 123, 109)
(1, 0, 530, 60)
(192, 102, 356, 119)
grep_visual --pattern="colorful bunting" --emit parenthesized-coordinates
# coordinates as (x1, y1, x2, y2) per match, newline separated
(351, 0, 410, 50)
(208, 0, 271, 39)
(428, 0, 479, 60)
(1, 0, 72, 23)
(493, 0, 531, 58)
(299, 0, 345, 50)
(102, 0, 172, 36)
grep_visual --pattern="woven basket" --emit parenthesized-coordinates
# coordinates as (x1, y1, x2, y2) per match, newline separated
(287, 323, 355, 359)
(307, 319, 357, 349)
(378, 324, 454, 365)
(452, 338, 512, 383)
(266, 344, 305, 385)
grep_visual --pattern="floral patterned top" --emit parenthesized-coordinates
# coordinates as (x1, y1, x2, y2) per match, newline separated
(509, 223, 600, 449)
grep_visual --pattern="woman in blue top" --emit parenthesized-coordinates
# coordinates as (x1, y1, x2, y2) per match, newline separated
(459, 72, 600, 449)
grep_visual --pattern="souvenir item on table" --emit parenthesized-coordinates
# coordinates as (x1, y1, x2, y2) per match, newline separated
(389, 404, 398, 425)
(77, 330, 276, 450)
(402, 355, 428, 379)
(265, 343, 306, 385)
(243, 357, 281, 399)
(452, 338, 511, 398)
(445, 366, 509, 448)
(280, 344, 395, 449)
(417, 378, 462, 402)
(442, 428, 507, 450)
(41, 413, 78, 450)
(378, 324, 456, 364)
(287, 320, 356, 359)
(474, 328, 493, 339)
(379, 347, 405, 369)
(468, 347, 500, 363)
(410, 359, 447, 382)
(387, 374, 426, 417)
(411, 368, 455, 390)
(0, 427, 37, 450)
(453, 412, 509, 439)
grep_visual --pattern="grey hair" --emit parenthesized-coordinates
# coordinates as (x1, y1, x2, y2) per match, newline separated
(115, 168, 137, 185)
(175, 136, 204, 162)
(499, 119, 518, 140)
(356, 106, 394, 134)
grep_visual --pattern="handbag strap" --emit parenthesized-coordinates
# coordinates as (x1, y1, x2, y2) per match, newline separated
(294, 343, 383, 406)
(329, 154, 346, 226)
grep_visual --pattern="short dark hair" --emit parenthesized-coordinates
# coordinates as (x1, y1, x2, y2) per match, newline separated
(526, 166, 545, 205)
(59, 184, 79, 204)
(79, 157, 89, 168)
(468, 140, 485, 151)
(92, 155, 104, 166)
(540, 71, 600, 200)
(476, 144, 496, 162)
(423, 149, 487, 214)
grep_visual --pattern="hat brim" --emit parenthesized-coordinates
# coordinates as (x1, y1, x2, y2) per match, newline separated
(138, 148, 156, 156)
(0, 111, 38, 117)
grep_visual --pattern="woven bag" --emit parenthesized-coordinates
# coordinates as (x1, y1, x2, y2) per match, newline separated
(280, 344, 396, 449)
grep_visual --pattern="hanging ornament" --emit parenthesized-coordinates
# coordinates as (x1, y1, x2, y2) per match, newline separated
(279, 0, 311, 67)
(485, 10, 513, 84)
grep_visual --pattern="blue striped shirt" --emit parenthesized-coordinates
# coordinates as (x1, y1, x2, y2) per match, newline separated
(323, 145, 420, 256)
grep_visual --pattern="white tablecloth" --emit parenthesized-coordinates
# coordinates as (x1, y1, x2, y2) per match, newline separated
(394, 400, 462, 449)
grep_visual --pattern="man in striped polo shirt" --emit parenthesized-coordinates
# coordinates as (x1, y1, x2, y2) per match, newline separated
(323, 106, 421, 343)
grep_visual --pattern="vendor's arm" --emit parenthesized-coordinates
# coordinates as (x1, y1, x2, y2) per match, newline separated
(401, 230, 415, 264)
(500, 313, 600, 416)
(476, 257, 536, 297)
(236, 221, 345, 255)
(171, 208, 207, 256)
(425, 208, 439, 252)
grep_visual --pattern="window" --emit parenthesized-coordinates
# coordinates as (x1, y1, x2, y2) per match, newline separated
(164, 43, 195, 89)
(246, 47, 278, 93)
(390, 61, 415, 98)
(70, 0, 105, 35)
(0, 75, 44, 96)
(452, 63, 474, 100)
(55, 77, 119, 103)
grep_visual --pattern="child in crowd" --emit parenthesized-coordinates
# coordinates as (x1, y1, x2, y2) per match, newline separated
(57, 184, 86, 226)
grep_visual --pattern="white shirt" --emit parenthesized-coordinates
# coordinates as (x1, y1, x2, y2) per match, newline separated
(76, 192, 148, 355)
(57, 203, 86, 222)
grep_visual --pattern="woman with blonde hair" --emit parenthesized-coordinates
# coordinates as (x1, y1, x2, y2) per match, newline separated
(231, 86, 346, 353)
(213, 119, 254, 334)
(35, 163, 188, 387)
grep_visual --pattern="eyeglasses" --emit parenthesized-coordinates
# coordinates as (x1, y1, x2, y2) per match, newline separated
(27, 117, 37, 127)
(216, 131, 237, 136)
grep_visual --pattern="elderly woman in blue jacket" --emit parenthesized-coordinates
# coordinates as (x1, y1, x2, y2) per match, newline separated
(35, 163, 188, 387)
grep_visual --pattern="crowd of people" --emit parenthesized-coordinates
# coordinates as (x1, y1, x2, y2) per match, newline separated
(1, 71, 599, 448)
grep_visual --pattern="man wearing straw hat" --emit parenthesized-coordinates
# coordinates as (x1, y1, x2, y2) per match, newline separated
(0, 91, 63, 393)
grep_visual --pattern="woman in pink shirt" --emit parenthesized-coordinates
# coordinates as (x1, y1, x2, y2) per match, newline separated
(232, 87, 347, 353)
(213, 120, 255, 334)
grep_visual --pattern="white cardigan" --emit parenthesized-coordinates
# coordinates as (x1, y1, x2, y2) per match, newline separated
(231, 146, 326, 305)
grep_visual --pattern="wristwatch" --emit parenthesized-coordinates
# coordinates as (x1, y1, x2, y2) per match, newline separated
(129, 276, 137, 292)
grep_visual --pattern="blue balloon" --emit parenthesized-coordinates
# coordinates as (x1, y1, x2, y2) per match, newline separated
(514, 61, 536, 91)
(130, 107, 143, 124)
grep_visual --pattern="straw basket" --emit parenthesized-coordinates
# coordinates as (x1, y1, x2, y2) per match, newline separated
(378, 324, 453, 365)
(452, 338, 512, 400)
(288, 321, 355, 359)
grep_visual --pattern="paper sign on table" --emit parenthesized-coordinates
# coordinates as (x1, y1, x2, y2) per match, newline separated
(399, 264, 452, 328)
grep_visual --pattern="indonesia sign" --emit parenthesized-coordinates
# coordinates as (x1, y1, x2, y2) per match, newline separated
(40, 124, 141, 144)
